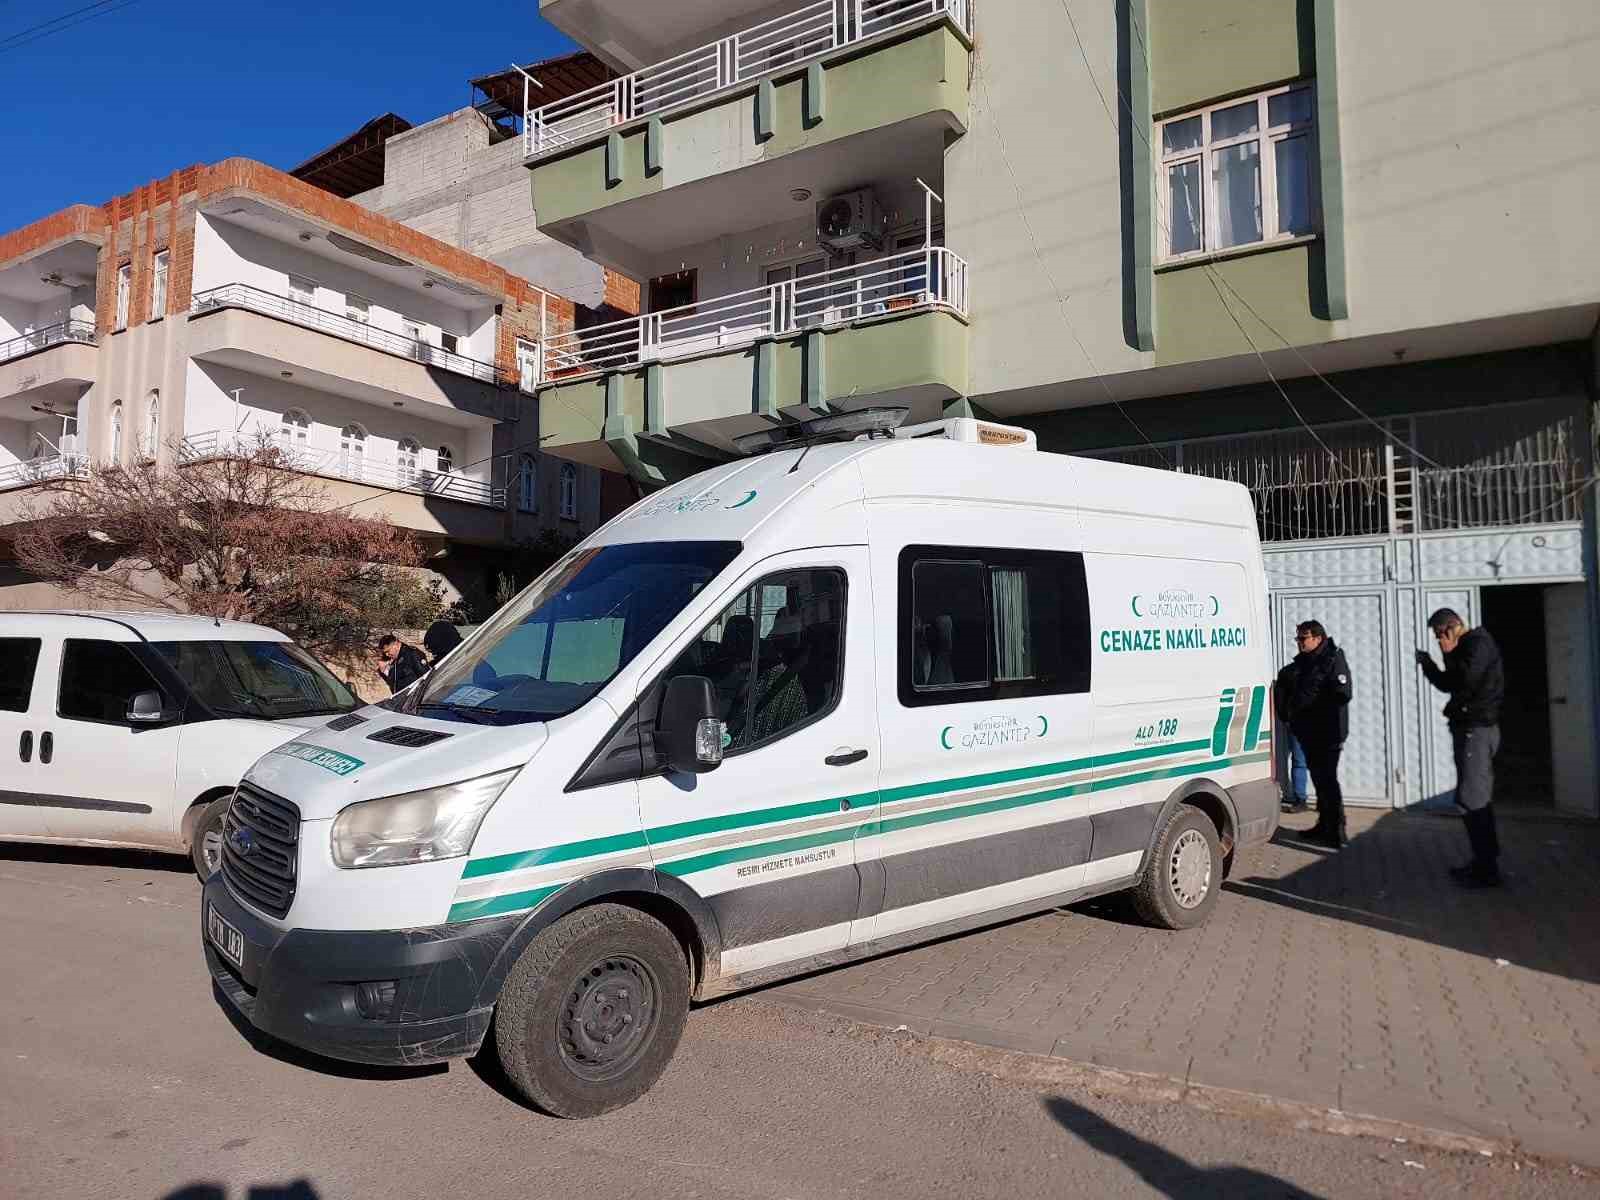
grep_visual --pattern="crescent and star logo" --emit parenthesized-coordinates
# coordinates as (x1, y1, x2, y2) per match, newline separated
(1131, 591, 1220, 618)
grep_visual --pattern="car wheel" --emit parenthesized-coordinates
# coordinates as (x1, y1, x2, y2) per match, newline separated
(494, 903, 690, 1119)
(1131, 805, 1223, 930)
(190, 794, 232, 879)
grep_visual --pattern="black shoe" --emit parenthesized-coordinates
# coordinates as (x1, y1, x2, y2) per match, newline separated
(1448, 863, 1476, 882)
(1297, 827, 1338, 848)
(1451, 864, 1502, 888)
(1281, 800, 1309, 814)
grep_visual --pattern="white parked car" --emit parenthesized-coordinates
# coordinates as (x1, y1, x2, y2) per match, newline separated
(0, 611, 359, 875)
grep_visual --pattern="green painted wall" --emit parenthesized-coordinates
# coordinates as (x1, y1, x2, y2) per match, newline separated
(825, 310, 967, 399)
(539, 373, 645, 450)
(530, 24, 969, 227)
(1153, 243, 1332, 367)
(1149, 0, 1313, 114)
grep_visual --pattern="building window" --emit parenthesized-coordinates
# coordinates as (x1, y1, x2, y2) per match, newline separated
(143, 391, 160, 458)
(28, 433, 48, 462)
(559, 462, 578, 519)
(345, 294, 370, 323)
(440, 331, 459, 355)
(397, 436, 420, 486)
(1157, 82, 1317, 262)
(516, 339, 540, 392)
(517, 455, 538, 512)
(288, 274, 317, 308)
(114, 265, 131, 330)
(280, 408, 311, 452)
(339, 423, 367, 478)
(436, 444, 454, 473)
(150, 251, 169, 320)
(109, 401, 124, 463)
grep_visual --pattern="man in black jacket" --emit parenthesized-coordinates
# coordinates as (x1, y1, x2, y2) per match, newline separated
(1417, 608, 1506, 887)
(376, 633, 429, 695)
(1283, 620, 1353, 848)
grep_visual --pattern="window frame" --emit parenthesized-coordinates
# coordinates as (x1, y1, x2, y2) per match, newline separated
(0, 637, 43, 713)
(517, 454, 538, 513)
(56, 638, 171, 727)
(1156, 81, 1319, 265)
(114, 263, 131, 330)
(109, 400, 124, 464)
(142, 390, 160, 460)
(150, 250, 169, 321)
(897, 544, 1092, 708)
(559, 462, 578, 520)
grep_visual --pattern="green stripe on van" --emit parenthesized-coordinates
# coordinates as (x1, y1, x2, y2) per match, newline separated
(462, 830, 650, 879)
(1243, 684, 1266, 751)
(447, 884, 561, 923)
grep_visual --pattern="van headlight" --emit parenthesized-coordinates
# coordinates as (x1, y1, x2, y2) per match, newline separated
(331, 768, 519, 869)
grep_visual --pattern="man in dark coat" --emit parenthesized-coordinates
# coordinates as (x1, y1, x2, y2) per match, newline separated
(1283, 620, 1353, 848)
(1417, 608, 1506, 887)
(376, 633, 429, 695)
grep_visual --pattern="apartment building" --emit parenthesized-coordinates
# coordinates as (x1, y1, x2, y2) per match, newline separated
(0, 158, 603, 612)
(519, 0, 1599, 818)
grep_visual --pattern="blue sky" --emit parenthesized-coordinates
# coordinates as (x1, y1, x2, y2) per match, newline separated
(0, 0, 576, 230)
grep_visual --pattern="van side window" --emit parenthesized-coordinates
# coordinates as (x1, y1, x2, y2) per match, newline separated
(899, 546, 1090, 706)
(0, 638, 42, 712)
(665, 567, 847, 754)
(58, 640, 165, 724)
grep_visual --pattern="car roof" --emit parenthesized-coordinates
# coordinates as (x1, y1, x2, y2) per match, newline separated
(0, 610, 292, 642)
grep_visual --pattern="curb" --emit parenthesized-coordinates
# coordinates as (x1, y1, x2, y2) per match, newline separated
(767, 991, 1531, 1164)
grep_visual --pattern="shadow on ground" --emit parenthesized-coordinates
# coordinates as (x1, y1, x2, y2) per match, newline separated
(1232, 808, 1600, 983)
(164, 1183, 318, 1200)
(0, 841, 193, 874)
(1045, 1095, 1327, 1198)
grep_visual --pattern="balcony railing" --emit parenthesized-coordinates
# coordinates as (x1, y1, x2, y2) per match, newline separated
(182, 431, 506, 509)
(191, 285, 500, 386)
(525, 0, 974, 157)
(542, 246, 968, 381)
(0, 319, 96, 366)
(0, 452, 87, 493)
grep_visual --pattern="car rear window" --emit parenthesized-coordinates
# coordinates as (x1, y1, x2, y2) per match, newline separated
(0, 637, 41, 712)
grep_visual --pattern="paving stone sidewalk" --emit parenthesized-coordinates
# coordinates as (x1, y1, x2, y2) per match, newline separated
(767, 807, 1600, 1166)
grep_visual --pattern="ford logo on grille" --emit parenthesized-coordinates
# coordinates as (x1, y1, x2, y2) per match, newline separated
(230, 826, 256, 857)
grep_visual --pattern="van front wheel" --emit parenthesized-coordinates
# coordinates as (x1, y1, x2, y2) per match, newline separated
(494, 903, 690, 1118)
(1131, 806, 1223, 930)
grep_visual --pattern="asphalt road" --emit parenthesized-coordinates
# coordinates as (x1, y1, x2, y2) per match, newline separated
(1, 844, 1591, 1200)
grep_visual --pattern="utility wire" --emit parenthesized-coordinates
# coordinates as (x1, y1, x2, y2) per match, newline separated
(0, 0, 140, 54)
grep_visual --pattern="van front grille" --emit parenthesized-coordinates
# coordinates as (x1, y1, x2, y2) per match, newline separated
(221, 783, 300, 918)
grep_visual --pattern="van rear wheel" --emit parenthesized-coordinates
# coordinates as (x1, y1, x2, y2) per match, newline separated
(1131, 806, 1223, 930)
(494, 903, 689, 1119)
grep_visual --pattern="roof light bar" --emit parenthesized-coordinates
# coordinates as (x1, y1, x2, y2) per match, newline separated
(733, 406, 910, 456)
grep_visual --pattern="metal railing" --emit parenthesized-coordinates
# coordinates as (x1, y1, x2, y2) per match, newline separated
(525, 0, 974, 157)
(0, 319, 96, 365)
(0, 452, 87, 492)
(542, 246, 969, 381)
(182, 431, 506, 509)
(191, 285, 500, 385)
(1084, 400, 1592, 543)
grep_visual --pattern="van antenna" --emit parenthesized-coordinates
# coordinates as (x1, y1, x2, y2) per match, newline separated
(788, 388, 860, 475)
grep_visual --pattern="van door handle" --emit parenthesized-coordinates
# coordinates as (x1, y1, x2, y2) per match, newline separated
(19, 731, 31, 762)
(825, 749, 868, 767)
(39, 731, 53, 764)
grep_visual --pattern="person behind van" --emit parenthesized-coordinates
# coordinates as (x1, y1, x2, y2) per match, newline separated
(422, 620, 463, 666)
(1272, 661, 1310, 813)
(1283, 620, 1352, 848)
(1416, 608, 1506, 888)
(376, 634, 429, 695)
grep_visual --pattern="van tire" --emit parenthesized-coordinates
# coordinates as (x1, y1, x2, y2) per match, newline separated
(1131, 806, 1222, 930)
(190, 794, 232, 879)
(494, 903, 690, 1119)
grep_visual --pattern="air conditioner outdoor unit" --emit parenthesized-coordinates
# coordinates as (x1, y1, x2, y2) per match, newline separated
(816, 189, 885, 252)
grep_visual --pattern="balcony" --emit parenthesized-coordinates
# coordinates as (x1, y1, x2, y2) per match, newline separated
(526, 1, 972, 276)
(537, 247, 970, 473)
(182, 431, 505, 509)
(0, 451, 86, 494)
(188, 286, 515, 424)
(1, 319, 96, 366)
(527, 0, 973, 158)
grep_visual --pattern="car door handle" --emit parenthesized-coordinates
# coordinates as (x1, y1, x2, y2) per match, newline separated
(39, 731, 52, 764)
(825, 749, 868, 767)
(18, 731, 31, 763)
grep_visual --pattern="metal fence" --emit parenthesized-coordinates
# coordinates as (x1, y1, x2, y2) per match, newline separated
(1084, 400, 1592, 543)
(543, 247, 969, 381)
(0, 319, 96, 365)
(0, 452, 86, 493)
(191, 285, 500, 385)
(182, 431, 505, 509)
(525, 0, 974, 157)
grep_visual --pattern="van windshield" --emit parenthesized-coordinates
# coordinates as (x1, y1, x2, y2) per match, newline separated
(411, 540, 741, 726)
(153, 640, 358, 720)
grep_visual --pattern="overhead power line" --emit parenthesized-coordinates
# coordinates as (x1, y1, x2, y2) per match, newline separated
(0, 0, 141, 55)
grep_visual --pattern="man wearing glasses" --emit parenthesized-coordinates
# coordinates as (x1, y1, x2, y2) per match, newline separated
(1416, 608, 1506, 888)
(1282, 620, 1353, 848)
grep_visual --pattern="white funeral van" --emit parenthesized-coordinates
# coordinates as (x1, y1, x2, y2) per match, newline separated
(0, 611, 359, 875)
(201, 412, 1278, 1118)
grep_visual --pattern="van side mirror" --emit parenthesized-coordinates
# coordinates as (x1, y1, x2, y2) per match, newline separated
(126, 690, 171, 726)
(654, 676, 725, 774)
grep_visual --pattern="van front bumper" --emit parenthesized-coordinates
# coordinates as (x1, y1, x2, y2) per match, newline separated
(201, 874, 520, 1067)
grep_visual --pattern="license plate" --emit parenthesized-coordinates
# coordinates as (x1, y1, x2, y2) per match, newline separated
(208, 904, 245, 971)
